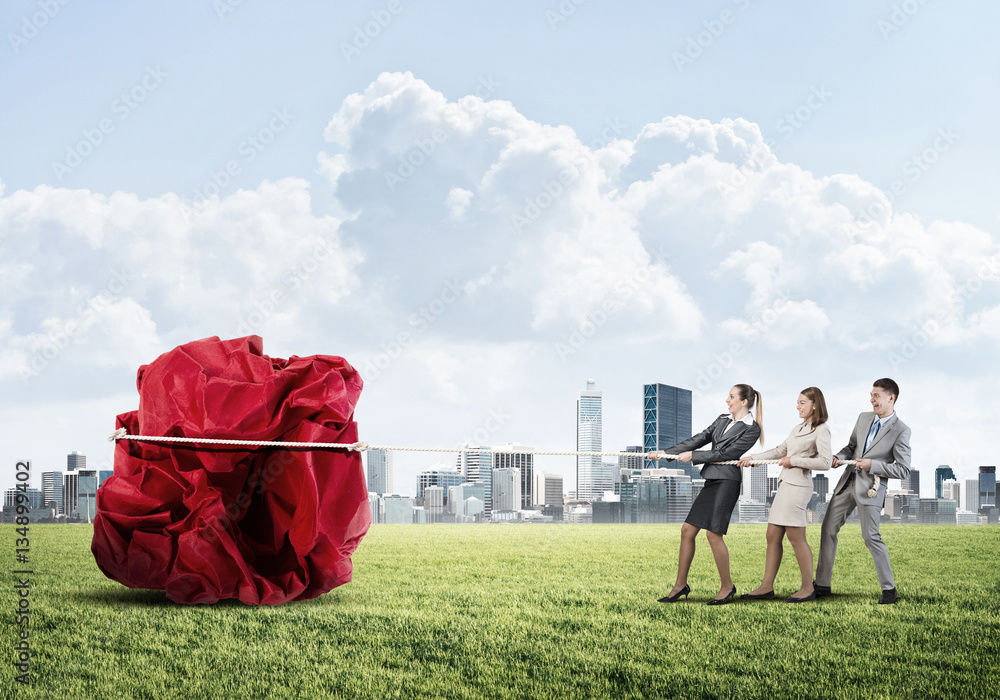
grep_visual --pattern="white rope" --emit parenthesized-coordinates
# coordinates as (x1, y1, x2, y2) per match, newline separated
(106, 428, 864, 470)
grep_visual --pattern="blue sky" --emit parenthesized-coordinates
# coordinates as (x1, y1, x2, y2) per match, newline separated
(2, 1, 998, 498)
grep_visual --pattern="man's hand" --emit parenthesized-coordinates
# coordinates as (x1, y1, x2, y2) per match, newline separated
(856, 458, 872, 471)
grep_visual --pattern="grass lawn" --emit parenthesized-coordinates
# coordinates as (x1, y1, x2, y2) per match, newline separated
(2, 523, 998, 699)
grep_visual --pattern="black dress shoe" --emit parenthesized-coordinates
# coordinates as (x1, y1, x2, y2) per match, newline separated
(707, 586, 736, 606)
(740, 590, 775, 600)
(658, 584, 690, 603)
(786, 591, 817, 603)
(878, 587, 898, 604)
(813, 581, 832, 598)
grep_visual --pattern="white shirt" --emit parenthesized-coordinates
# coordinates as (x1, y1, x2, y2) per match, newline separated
(723, 412, 755, 434)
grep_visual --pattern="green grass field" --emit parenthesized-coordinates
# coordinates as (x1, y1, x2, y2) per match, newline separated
(2, 523, 998, 699)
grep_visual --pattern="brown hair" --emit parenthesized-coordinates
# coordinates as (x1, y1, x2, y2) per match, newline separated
(733, 383, 764, 445)
(799, 386, 828, 427)
(873, 377, 899, 401)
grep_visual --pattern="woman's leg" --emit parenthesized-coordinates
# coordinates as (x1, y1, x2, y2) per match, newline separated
(749, 523, 785, 595)
(785, 526, 814, 597)
(669, 522, 700, 596)
(705, 530, 733, 599)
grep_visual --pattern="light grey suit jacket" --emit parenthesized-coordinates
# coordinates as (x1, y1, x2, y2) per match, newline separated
(832, 412, 911, 507)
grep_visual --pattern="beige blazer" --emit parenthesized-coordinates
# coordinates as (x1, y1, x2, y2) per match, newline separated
(751, 422, 832, 488)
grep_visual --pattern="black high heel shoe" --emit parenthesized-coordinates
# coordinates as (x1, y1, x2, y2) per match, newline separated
(657, 584, 691, 603)
(707, 586, 736, 606)
(740, 590, 775, 600)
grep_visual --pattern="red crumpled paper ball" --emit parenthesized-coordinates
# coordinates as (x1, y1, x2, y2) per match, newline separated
(91, 336, 371, 605)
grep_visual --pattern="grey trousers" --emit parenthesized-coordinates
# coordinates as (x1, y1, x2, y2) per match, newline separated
(816, 473, 896, 591)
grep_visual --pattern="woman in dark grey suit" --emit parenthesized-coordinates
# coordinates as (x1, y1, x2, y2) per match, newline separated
(647, 384, 764, 605)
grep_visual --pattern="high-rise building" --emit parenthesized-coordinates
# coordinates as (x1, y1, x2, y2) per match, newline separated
(618, 446, 644, 471)
(67, 451, 86, 472)
(493, 443, 533, 509)
(615, 468, 693, 523)
(457, 448, 493, 518)
(368, 493, 382, 524)
(919, 498, 957, 524)
(424, 486, 444, 522)
(934, 465, 956, 499)
(4, 488, 44, 510)
(964, 478, 980, 512)
(492, 467, 521, 513)
(979, 466, 996, 512)
(42, 471, 65, 515)
(576, 379, 602, 502)
(642, 383, 693, 476)
(903, 469, 920, 496)
(77, 470, 98, 523)
(416, 463, 465, 505)
(365, 449, 394, 495)
(742, 463, 767, 504)
(941, 479, 960, 504)
(98, 470, 113, 488)
(813, 473, 830, 504)
(63, 472, 79, 519)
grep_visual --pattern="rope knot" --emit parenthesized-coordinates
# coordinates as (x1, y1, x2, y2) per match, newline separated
(108, 428, 127, 442)
(349, 441, 369, 452)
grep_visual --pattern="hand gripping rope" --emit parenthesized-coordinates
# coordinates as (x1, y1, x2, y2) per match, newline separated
(107, 428, 874, 495)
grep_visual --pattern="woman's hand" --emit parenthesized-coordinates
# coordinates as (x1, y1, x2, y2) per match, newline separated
(676, 451, 693, 463)
(645, 450, 665, 461)
(778, 456, 792, 468)
(737, 457, 753, 467)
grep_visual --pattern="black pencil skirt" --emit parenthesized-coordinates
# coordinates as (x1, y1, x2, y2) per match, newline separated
(685, 478, 741, 535)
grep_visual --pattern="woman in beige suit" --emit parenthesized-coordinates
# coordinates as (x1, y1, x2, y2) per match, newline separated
(738, 387, 832, 603)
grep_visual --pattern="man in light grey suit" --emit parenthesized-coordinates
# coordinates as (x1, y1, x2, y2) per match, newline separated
(815, 378, 911, 604)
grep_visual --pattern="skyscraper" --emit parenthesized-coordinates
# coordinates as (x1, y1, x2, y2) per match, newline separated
(964, 478, 980, 512)
(365, 448, 394, 495)
(934, 465, 956, 498)
(67, 451, 86, 472)
(417, 463, 465, 505)
(576, 379, 602, 502)
(618, 446, 644, 471)
(941, 479, 960, 504)
(493, 443, 534, 509)
(903, 469, 920, 496)
(742, 463, 767, 504)
(77, 471, 98, 523)
(492, 467, 521, 513)
(813, 473, 830, 504)
(457, 448, 493, 519)
(642, 383, 693, 476)
(979, 466, 996, 512)
(63, 472, 79, 519)
(42, 471, 65, 515)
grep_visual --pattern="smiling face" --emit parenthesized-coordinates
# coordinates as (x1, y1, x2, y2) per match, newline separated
(796, 393, 814, 422)
(726, 387, 748, 416)
(870, 386, 895, 417)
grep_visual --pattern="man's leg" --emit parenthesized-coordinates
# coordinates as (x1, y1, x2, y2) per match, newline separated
(859, 503, 895, 591)
(816, 485, 856, 587)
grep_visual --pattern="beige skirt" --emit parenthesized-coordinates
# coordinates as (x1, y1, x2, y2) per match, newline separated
(768, 481, 811, 527)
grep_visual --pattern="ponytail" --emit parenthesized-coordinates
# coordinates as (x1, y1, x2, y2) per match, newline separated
(754, 390, 764, 445)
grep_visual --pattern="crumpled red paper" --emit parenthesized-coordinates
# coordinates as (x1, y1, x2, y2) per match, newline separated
(91, 336, 371, 605)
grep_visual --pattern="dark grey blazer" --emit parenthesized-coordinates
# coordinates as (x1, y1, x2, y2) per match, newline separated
(665, 414, 762, 481)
